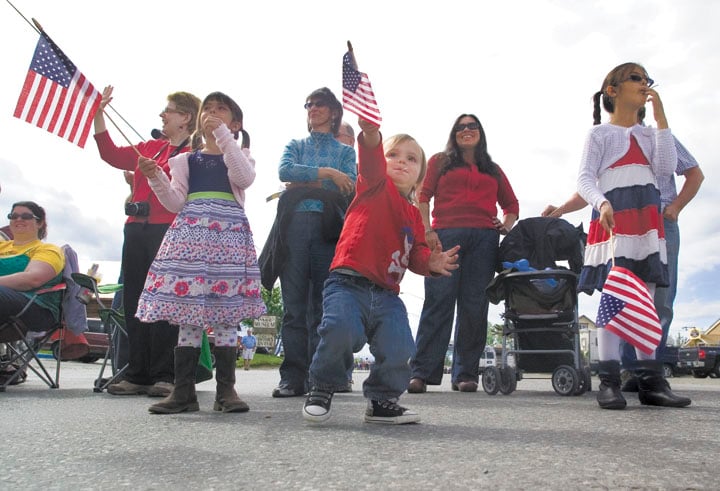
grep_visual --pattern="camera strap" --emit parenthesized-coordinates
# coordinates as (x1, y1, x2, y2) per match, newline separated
(151, 137, 190, 161)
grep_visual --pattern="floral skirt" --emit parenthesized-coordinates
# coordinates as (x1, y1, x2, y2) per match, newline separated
(136, 197, 266, 328)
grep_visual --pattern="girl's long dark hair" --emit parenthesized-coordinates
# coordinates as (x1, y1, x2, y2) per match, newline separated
(440, 113, 500, 179)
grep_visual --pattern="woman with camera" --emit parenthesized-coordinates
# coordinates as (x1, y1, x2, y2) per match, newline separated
(92, 86, 201, 397)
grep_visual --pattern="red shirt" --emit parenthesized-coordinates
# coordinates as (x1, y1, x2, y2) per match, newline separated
(419, 153, 519, 230)
(94, 131, 190, 225)
(330, 135, 432, 293)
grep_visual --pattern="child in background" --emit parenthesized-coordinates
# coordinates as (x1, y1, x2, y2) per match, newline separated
(302, 118, 460, 425)
(576, 63, 690, 410)
(136, 92, 266, 414)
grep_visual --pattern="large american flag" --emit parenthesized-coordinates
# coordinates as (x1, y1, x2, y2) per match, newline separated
(596, 266, 662, 355)
(14, 31, 101, 148)
(342, 51, 381, 126)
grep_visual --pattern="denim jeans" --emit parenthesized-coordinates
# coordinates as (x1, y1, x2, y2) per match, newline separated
(278, 212, 337, 391)
(410, 227, 499, 385)
(309, 272, 415, 401)
(0, 286, 55, 342)
(622, 217, 679, 367)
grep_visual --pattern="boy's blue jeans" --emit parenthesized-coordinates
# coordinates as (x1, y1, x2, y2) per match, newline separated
(309, 272, 415, 401)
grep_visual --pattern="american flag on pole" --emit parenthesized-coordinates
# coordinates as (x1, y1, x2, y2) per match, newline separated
(596, 266, 662, 355)
(14, 31, 101, 148)
(342, 50, 382, 126)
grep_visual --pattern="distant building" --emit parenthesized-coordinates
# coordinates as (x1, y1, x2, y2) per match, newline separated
(683, 318, 720, 347)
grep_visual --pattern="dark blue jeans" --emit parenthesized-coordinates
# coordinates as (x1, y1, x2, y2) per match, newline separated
(621, 217, 679, 368)
(309, 272, 415, 401)
(410, 227, 499, 385)
(278, 212, 337, 391)
(0, 286, 55, 342)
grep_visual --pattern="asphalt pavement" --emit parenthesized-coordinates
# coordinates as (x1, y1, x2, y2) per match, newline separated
(1, 361, 719, 490)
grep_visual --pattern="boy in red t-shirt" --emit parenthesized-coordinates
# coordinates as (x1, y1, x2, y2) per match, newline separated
(302, 118, 460, 425)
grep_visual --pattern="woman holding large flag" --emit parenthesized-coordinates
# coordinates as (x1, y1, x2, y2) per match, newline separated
(92, 87, 201, 397)
(577, 62, 690, 409)
(268, 87, 356, 398)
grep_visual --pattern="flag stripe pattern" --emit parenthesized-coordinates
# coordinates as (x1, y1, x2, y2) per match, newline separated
(14, 32, 101, 148)
(596, 265, 662, 355)
(342, 52, 381, 126)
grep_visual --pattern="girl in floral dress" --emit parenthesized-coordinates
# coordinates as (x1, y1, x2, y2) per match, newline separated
(136, 92, 266, 414)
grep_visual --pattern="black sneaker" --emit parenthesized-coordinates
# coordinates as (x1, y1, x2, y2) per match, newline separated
(364, 399, 420, 425)
(302, 388, 334, 423)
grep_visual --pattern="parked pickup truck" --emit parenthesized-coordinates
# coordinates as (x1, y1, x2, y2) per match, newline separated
(678, 345, 720, 378)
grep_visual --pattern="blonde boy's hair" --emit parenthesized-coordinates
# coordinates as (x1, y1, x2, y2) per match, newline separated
(383, 133, 427, 202)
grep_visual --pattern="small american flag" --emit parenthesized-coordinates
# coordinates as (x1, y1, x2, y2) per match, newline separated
(14, 31, 101, 148)
(596, 266, 662, 355)
(342, 51, 381, 126)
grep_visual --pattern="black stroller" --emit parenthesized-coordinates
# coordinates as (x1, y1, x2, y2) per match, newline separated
(484, 217, 591, 396)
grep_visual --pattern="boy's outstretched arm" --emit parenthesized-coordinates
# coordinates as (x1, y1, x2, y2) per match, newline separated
(428, 244, 460, 277)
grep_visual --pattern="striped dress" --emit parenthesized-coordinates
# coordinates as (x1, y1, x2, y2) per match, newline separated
(577, 124, 676, 294)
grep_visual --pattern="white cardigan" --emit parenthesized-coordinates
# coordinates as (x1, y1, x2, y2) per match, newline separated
(577, 123, 676, 211)
(146, 124, 256, 213)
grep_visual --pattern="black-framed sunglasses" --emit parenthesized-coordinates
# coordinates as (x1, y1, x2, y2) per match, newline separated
(304, 101, 327, 110)
(8, 212, 40, 221)
(626, 73, 655, 87)
(454, 122, 480, 132)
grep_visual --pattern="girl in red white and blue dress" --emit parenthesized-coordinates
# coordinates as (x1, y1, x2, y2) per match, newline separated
(577, 62, 690, 410)
(136, 92, 266, 415)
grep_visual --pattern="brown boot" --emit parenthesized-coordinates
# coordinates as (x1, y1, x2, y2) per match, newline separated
(213, 346, 249, 413)
(149, 347, 200, 414)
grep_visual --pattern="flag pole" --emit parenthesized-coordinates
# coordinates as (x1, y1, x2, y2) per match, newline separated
(5, 0, 39, 33)
(609, 230, 616, 267)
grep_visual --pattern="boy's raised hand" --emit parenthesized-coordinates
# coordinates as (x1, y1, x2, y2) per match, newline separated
(137, 156, 159, 178)
(429, 244, 460, 277)
(358, 117, 380, 148)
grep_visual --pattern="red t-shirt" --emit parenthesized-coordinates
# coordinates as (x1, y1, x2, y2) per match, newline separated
(419, 153, 519, 230)
(330, 135, 432, 293)
(94, 131, 190, 225)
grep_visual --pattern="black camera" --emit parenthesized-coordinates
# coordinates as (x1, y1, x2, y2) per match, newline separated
(124, 201, 150, 217)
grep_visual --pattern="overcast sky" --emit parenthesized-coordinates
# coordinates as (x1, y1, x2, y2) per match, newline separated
(1, 0, 718, 342)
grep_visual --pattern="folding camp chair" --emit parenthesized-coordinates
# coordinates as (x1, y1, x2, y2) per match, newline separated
(0, 282, 67, 391)
(71, 273, 127, 393)
(0, 244, 90, 391)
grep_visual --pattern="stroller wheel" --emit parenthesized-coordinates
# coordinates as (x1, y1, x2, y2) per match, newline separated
(552, 365, 579, 396)
(498, 367, 517, 395)
(482, 366, 500, 395)
(573, 366, 592, 395)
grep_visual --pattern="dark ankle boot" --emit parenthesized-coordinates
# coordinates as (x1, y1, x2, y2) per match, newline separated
(637, 361, 691, 408)
(597, 360, 626, 410)
(213, 346, 249, 413)
(620, 370, 639, 392)
(149, 347, 200, 414)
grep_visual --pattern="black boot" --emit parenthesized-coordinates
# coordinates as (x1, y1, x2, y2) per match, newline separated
(620, 370, 639, 392)
(637, 361, 691, 408)
(213, 346, 249, 413)
(149, 347, 200, 414)
(597, 360, 626, 410)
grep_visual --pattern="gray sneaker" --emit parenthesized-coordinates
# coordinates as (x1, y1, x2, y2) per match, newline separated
(148, 381, 174, 397)
(107, 379, 152, 396)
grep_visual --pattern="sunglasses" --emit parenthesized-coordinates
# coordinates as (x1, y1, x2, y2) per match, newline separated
(8, 212, 40, 221)
(161, 106, 184, 114)
(625, 73, 655, 87)
(454, 122, 480, 132)
(304, 101, 327, 110)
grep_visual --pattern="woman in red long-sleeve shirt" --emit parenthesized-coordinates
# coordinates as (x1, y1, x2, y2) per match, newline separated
(92, 86, 200, 397)
(409, 114, 519, 393)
